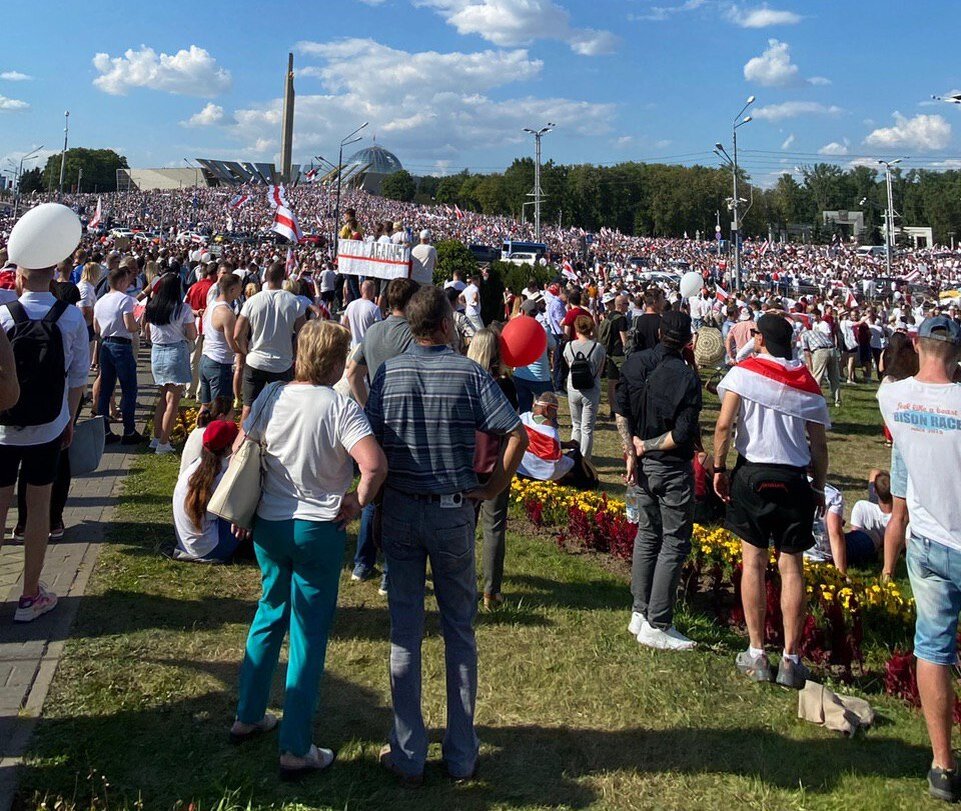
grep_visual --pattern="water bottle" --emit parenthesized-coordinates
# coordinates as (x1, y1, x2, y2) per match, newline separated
(625, 484, 641, 524)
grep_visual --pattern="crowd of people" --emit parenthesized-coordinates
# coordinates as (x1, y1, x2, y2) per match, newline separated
(1, 186, 961, 801)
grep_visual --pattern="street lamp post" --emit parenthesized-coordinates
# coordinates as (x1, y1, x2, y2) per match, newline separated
(728, 97, 754, 291)
(523, 123, 555, 242)
(13, 145, 44, 218)
(58, 111, 69, 196)
(333, 122, 368, 259)
(878, 158, 903, 276)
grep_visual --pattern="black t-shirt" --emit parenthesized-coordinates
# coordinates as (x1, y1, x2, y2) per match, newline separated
(602, 312, 628, 357)
(632, 313, 661, 352)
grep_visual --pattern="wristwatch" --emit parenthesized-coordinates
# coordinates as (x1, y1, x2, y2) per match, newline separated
(714, 464, 727, 473)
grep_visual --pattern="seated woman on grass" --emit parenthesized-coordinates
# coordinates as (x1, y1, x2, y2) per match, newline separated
(171, 420, 240, 564)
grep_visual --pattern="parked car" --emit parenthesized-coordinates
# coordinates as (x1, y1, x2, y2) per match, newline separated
(468, 244, 500, 264)
(505, 251, 538, 266)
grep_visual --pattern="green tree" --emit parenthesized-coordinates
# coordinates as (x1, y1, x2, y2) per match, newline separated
(18, 167, 44, 194)
(434, 239, 477, 286)
(380, 170, 416, 202)
(41, 148, 128, 193)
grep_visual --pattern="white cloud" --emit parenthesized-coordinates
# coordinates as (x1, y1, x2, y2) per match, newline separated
(615, 135, 635, 148)
(92, 45, 231, 97)
(415, 0, 619, 55)
(726, 4, 802, 27)
(743, 39, 825, 87)
(655, 139, 672, 148)
(0, 71, 31, 81)
(0, 95, 29, 111)
(228, 38, 614, 165)
(781, 133, 795, 149)
(752, 101, 843, 121)
(865, 112, 951, 150)
(818, 140, 849, 155)
(181, 102, 224, 127)
(631, 0, 706, 21)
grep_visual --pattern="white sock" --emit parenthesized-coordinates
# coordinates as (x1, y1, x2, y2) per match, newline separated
(783, 651, 800, 663)
(748, 646, 765, 658)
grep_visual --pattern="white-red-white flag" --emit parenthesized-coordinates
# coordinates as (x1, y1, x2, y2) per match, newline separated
(561, 259, 577, 281)
(453, 204, 465, 220)
(716, 286, 729, 303)
(228, 193, 250, 210)
(88, 197, 102, 230)
(267, 184, 289, 211)
(272, 204, 302, 243)
(285, 246, 298, 277)
(845, 290, 858, 309)
(718, 355, 830, 427)
(903, 269, 921, 283)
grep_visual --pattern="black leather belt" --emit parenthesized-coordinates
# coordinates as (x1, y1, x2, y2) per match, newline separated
(103, 336, 132, 344)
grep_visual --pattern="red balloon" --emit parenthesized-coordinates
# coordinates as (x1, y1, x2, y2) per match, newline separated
(500, 315, 548, 368)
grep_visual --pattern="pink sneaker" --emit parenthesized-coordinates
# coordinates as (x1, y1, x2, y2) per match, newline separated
(14, 584, 58, 622)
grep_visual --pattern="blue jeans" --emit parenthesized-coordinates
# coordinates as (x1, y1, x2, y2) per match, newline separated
(353, 502, 387, 576)
(513, 376, 552, 415)
(199, 355, 234, 406)
(550, 336, 565, 392)
(907, 534, 961, 666)
(236, 517, 345, 756)
(381, 488, 479, 778)
(98, 340, 138, 435)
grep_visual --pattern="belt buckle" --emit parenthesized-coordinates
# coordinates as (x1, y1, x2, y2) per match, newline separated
(439, 494, 463, 509)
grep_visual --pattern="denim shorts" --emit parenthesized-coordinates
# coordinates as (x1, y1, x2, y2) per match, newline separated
(151, 341, 192, 386)
(907, 535, 961, 665)
(890, 444, 907, 499)
(200, 355, 234, 405)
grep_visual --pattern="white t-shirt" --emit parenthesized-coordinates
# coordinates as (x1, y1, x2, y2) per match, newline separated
(411, 243, 437, 285)
(850, 499, 891, 548)
(463, 283, 481, 320)
(173, 456, 229, 559)
(94, 289, 136, 339)
(179, 427, 205, 475)
(320, 269, 337, 293)
(148, 304, 194, 345)
(342, 298, 381, 348)
(731, 397, 812, 467)
(77, 280, 97, 313)
(239, 288, 302, 373)
(878, 377, 961, 551)
(805, 482, 844, 563)
(244, 384, 373, 522)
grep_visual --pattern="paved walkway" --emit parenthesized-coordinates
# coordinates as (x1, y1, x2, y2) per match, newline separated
(0, 362, 156, 811)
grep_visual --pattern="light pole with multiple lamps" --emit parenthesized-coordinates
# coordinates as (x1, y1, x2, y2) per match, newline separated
(13, 145, 44, 218)
(714, 96, 754, 291)
(58, 111, 69, 196)
(523, 123, 555, 242)
(878, 157, 903, 276)
(333, 122, 368, 257)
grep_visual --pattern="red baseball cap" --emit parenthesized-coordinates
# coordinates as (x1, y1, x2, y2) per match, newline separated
(548, 283, 560, 295)
(202, 420, 239, 452)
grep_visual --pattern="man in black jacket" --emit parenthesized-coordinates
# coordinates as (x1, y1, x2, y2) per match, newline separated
(615, 310, 702, 651)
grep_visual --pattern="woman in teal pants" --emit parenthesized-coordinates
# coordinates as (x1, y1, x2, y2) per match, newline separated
(229, 321, 387, 780)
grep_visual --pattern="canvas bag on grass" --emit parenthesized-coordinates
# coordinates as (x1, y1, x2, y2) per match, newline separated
(208, 382, 284, 529)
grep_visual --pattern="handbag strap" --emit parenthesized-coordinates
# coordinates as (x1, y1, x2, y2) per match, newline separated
(246, 381, 285, 441)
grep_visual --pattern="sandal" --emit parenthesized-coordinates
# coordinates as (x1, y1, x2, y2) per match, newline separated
(229, 712, 278, 745)
(279, 744, 336, 782)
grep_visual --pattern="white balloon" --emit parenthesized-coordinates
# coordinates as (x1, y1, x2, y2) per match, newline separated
(679, 270, 704, 299)
(7, 203, 82, 270)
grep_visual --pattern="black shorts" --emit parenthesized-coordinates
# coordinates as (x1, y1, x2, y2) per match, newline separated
(724, 460, 815, 554)
(0, 436, 63, 488)
(320, 290, 335, 305)
(241, 365, 293, 406)
(604, 356, 622, 381)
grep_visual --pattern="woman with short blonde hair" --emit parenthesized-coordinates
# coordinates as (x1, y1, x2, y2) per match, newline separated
(232, 318, 387, 779)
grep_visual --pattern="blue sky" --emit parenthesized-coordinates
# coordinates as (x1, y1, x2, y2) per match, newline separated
(2, 0, 961, 187)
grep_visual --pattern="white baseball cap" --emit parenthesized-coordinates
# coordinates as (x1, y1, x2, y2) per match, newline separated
(7, 203, 81, 270)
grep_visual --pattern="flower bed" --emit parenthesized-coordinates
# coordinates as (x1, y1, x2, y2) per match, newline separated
(511, 478, 924, 701)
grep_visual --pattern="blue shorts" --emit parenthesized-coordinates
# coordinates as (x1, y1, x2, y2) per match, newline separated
(907, 535, 961, 666)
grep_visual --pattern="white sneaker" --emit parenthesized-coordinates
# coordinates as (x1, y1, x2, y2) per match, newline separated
(155, 443, 176, 455)
(149, 437, 160, 449)
(637, 621, 696, 650)
(628, 611, 645, 636)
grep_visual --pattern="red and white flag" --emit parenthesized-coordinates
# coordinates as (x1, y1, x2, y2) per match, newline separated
(266, 184, 289, 211)
(718, 355, 830, 427)
(903, 269, 921, 283)
(453, 204, 465, 220)
(715, 285, 729, 303)
(88, 196, 102, 230)
(272, 204, 302, 243)
(285, 246, 298, 277)
(845, 290, 858, 309)
(228, 193, 250, 210)
(304, 167, 318, 182)
(759, 240, 771, 257)
(561, 259, 577, 281)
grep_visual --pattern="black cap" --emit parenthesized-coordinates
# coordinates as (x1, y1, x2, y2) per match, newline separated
(756, 313, 793, 360)
(660, 310, 692, 345)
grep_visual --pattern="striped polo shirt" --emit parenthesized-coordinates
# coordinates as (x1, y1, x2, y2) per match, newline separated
(366, 343, 521, 494)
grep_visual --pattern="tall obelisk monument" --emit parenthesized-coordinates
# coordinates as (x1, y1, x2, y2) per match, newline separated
(280, 52, 295, 182)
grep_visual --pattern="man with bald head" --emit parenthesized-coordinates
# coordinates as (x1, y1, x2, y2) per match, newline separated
(341, 278, 382, 349)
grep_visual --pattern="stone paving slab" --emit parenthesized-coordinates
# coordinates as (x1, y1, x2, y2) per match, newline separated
(0, 361, 156, 811)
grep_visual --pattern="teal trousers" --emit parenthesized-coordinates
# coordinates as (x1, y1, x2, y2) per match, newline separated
(235, 517, 345, 756)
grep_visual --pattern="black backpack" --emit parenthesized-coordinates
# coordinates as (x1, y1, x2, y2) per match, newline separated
(569, 343, 597, 391)
(1, 301, 69, 427)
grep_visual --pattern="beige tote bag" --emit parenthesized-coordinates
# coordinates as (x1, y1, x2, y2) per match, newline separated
(208, 382, 284, 529)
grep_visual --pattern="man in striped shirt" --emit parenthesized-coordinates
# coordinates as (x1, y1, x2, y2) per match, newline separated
(366, 285, 527, 786)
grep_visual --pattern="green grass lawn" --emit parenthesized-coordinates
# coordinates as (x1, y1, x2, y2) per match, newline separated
(16, 377, 940, 811)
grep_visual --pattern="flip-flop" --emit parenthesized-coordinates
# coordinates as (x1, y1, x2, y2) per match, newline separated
(279, 746, 336, 782)
(228, 712, 278, 745)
